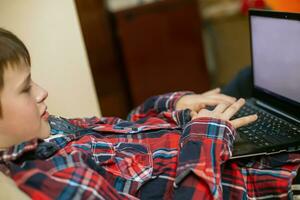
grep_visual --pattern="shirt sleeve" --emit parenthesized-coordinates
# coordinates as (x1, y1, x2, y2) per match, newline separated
(173, 117, 236, 200)
(154, 109, 193, 127)
(127, 91, 194, 122)
(11, 165, 132, 200)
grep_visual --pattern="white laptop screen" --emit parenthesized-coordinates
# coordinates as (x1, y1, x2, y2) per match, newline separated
(251, 15, 300, 104)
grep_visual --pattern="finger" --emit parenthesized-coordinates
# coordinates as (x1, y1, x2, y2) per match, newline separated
(230, 114, 258, 129)
(193, 108, 212, 119)
(222, 98, 246, 119)
(199, 94, 236, 106)
(192, 103, 206, 112)
(190, 111, 198, 119)
(197, 98, 228, 106)
(214, 103, 231, 113)
(208, 94, 236, 104)
(201, 88, 221, 96)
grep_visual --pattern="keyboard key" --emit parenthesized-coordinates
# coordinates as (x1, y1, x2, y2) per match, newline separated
(236, 103, 300, 147)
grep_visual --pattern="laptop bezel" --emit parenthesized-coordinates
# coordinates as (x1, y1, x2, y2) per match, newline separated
(249, 9, 300, 119)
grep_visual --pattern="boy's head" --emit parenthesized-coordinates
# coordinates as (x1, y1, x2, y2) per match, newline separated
(0, 28, 31, 99)
(0, 28, 50, 149)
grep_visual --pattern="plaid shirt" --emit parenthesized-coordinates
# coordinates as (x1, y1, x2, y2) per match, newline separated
(1, 91, 300, 200)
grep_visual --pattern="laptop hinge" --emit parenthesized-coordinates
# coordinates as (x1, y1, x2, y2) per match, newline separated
(256, 100, 300, 124)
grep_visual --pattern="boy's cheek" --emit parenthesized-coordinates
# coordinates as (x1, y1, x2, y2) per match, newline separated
(14, 118, 43, 141)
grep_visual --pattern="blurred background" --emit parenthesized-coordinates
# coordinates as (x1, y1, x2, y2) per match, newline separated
(0, 0, 299, 118)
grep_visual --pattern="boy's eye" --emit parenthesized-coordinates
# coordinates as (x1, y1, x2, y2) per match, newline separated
(22, 85, 32, 93)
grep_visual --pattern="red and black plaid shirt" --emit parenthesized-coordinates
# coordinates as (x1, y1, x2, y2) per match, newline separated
(1, 91, 300, 199)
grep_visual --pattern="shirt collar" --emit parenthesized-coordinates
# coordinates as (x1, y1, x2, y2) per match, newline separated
(0, 139, 39, 163)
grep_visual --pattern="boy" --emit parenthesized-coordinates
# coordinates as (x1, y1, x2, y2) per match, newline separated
(0, 28, 299, 199)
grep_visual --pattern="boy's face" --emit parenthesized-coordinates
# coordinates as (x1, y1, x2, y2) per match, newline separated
(0, 62, 50, 148)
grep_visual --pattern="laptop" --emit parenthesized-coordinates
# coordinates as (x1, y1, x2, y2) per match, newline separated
(231, 9, 300, 159)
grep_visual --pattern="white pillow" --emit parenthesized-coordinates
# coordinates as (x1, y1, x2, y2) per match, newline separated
(0, 171, 30, 200)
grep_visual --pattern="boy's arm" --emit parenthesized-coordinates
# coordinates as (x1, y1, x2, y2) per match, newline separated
(174, 117, 236, 200)
(48, 115, 125, 131)
(64, 91, 192, 128)
(11, 166, 131, 200)
(127, 91, 193, 122)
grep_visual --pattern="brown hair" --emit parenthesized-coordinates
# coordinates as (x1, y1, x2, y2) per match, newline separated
(0, 28, 31, 116)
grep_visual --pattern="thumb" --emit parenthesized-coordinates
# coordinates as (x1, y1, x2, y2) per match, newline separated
(194, 103, 206, 112)
(202, 88, 221, 96)
(190, 111, 197, 120)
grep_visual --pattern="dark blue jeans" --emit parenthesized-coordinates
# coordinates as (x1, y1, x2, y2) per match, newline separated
(222, 66, 252, 99)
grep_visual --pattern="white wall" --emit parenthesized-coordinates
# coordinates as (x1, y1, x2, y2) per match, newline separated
(0, 0, 101, 118)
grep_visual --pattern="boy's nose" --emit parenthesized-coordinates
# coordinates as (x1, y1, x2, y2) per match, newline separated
(36, 86, 48, 103)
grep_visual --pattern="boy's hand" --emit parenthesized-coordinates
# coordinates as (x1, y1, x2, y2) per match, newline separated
(191, 98, 258, 129)
(176, 88, 236, 112)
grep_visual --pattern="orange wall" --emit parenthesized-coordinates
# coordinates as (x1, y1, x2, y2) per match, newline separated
(265, 0, 300, 12)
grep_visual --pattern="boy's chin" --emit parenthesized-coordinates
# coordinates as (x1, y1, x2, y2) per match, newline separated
(39, 122, 51, 139)
(39, 133, 50, 139)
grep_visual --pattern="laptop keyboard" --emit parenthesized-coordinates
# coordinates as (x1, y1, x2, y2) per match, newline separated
(233, 103, 300, 147)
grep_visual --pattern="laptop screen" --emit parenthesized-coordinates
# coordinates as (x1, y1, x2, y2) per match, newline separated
(251, 14, 300, 104)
